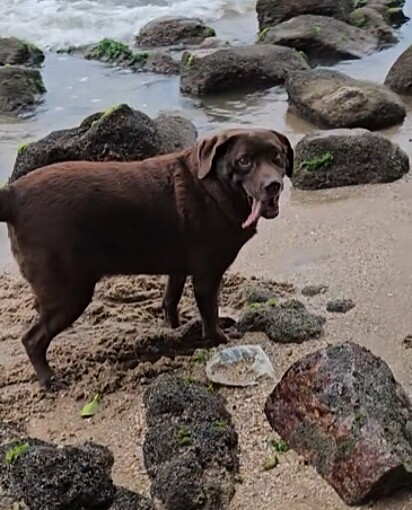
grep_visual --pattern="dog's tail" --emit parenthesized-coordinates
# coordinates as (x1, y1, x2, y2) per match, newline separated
(0, 187, 13, 223)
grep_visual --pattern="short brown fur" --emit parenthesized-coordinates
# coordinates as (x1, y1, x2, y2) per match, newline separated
(0, 128, 293, 388)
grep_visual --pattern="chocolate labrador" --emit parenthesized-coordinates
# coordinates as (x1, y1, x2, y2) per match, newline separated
(0, 127, 293, 388)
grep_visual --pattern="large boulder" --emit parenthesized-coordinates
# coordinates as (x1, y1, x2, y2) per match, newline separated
(385, 44, 412, 94)
(350, 7, 397, 45)
(0, 37, 44, 66)
(292, 128, 409, 189)
(0, 438, 116, 509)
(265, 342, 412, 506)
(256, 0, 353, 30)
(0, 66, 46, 116)
(11, 104, 197, 182)
(143, 375, 239, 510)
(286, 68, 406, 130)
(259, 15, 379, 64)
(180, 44, 309, 96)
(136, 16, 216, 47)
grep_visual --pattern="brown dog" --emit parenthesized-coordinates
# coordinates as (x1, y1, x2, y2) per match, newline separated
(0, 127, 293, 388)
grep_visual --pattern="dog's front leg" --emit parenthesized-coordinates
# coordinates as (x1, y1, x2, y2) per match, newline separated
(193, 272, 228, 344)
(162, 274, 186, 328)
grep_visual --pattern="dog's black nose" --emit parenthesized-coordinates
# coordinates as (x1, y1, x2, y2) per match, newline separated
(265, 181, 281, 195)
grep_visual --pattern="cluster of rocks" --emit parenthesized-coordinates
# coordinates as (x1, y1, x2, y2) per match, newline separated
(143, 375, 239, 510)
(0, 37, 46, 116)
(0, 425, 154, 510)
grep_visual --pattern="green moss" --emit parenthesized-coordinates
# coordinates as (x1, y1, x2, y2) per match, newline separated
(313, 25, 321, 35)
(212, 419, 228, 430)
(86, 38, 134, 62)
(351, 10, 368, 27)
(130, 51, 149, 67)
(299, 151, 334, 172)
(258, 27, 270, 41)
(4, 442, 30, 464)
(176, 426, 192, 446)
(388, 6, 403, 13)
(203, 27, 216, 37)
(249, 297, 278, 310)
(186, 53, 196, 68)
(270, 439, 290, 453)
(193, 349, 210, 364)
(17, 142, 28, 154)
(353, 0, 368, 7)
(298, 50, 308, 61)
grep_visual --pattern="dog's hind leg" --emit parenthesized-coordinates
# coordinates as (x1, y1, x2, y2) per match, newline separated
(193, 272, 227, 344)
(162, 274, 186, 328)
(22, 281, 95, 390)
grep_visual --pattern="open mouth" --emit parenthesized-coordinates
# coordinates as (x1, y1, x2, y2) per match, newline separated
(242, 195, 279, 229)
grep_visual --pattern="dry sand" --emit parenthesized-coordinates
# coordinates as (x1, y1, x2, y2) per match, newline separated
(1, 173, 412, 509)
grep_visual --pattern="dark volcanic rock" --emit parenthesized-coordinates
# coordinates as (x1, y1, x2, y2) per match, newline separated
(259, 15, 379, 64)
(385, 44, 412, 95)
(256, 0, 353, 30)
(301, 284, 328, 297)
(264, 341, 412, 506)
(143, 51, 180, 74)
(292, 128, 409, 190)
(136, 16, 216, 47)
(0, 37, 44, 66)
(143, 375, 239, 510)
(237, 301, 325, 343)
(286, 68, 406, 130)
(0, 66, 46, 116)
(180, 44, 309, 96)
(11, 104, 197, 182)
(111, 487, 155, 509)
(326, 298, 355, 313)
(0, 439, 116, 509)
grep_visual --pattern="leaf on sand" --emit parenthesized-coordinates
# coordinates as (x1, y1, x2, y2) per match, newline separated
(80, 394, 102, 418)
(263, 455, 279, 471)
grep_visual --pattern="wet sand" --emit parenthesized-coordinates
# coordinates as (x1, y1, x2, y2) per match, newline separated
(2, 2, 412, 509)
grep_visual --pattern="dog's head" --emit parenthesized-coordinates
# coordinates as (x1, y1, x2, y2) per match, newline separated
(196, 128, 294, 229)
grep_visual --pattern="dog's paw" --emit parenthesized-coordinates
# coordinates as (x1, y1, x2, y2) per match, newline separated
(41, 375, 69, 393)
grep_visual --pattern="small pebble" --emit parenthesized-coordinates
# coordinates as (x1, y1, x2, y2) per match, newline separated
(326, 299, 355, 314)
(301, 284, 328, 297)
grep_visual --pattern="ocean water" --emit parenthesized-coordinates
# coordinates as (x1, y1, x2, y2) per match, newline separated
(0, 0, 256, 49)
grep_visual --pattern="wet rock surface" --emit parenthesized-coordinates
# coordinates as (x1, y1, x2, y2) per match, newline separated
(84, 38, 180, 75)
(385, 43, 412, 95)
(237, 299, 325, 343)
(292, 128, 409, 190)
(255, 0, 353, 30)
(0, 439, 116, 509)
(0, 37, 44, 67)
(350, 7, 397, 45)
(180, 44, 309, 96)
(264, 341, 412, 506)
(136, 16, 216, 47)
(259, 15, 379, 64)
(11, 104, 197, 181)
(0, 66, 46, 116)
(286, 68, 406, 130)
(143, 374, 239, 510)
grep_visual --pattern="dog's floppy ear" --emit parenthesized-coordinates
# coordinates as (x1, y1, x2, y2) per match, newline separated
(271, 131, 294, 178)
(196, 132, 233, 179)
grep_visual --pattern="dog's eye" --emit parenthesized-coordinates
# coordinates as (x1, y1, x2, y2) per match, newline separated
(272, 154, 281, 164)
(238, 156, 253, 170)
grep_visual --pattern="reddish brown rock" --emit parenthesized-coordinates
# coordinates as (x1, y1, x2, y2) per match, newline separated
(264, 342, 412, 506)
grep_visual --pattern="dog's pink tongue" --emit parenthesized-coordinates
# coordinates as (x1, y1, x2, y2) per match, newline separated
(242, 198, 263, 229)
